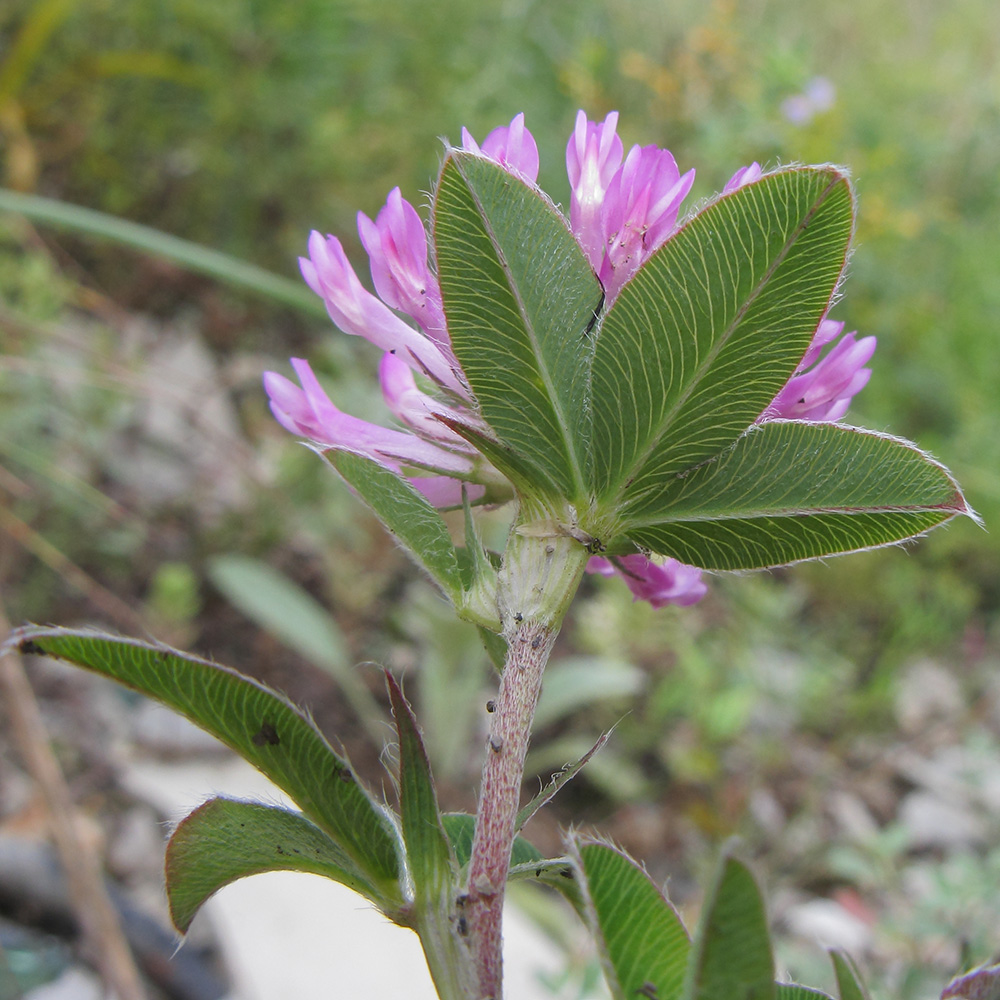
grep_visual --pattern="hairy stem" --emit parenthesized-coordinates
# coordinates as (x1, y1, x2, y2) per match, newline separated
(464, 516, 589, 998)
(466, 618, 556, 998)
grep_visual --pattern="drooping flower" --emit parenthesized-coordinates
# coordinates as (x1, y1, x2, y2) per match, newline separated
(766, 319, 876, 422)
(357, 186, 449, 352)
(265, 113, 878, 609)
(586, 555, 708, 608)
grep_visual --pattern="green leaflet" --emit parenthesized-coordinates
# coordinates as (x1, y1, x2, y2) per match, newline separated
(326, 450, 463, 603)
(830, 951, 870, 1000)
(13, 627, 402, 901)
(682, 854, 775, 1000)
(775, 987, 835, 1000)
(386, 674, 456, 901)
(590, 167, 853, 506)
(618, 422, 970, 570)
(434, 151, 602, 503)
(165, 798, 392, 932)
(573, 839, 691, 1000)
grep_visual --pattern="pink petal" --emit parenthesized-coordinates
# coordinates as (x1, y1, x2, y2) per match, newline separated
(299, 232, 464, 395)
(723, 161, 763, 194)
(587, 554, 708, 608)
(357, 188, 449, 349)
(462, 113, 540, 184)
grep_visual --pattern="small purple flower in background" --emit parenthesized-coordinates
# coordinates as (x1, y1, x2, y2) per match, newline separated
(265, 112, 877, 609)
(723, 161, 763, 193)
(782, 77, 836, 126)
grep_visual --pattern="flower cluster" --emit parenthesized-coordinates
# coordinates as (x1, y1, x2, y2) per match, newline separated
(265, 112, 875, 609)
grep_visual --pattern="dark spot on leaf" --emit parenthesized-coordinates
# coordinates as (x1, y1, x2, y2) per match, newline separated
(17, 640, 45, 656)
(513, 612, 523, 622)
(530, 636, 542, 650)
(485, 700, 496, 713)
(490, 737, 503, 753)
(251, 722, 280, 747)
(275, 844, 284, 855)
(455, 893, 469, 908)
(560, 867, 573, 879)
(338, 767, 353, 783)
(636, 984, 659, 1000)
(586, 536, 605, 554)
(535, 868, 542, 878)
(457, 915, 468, 936)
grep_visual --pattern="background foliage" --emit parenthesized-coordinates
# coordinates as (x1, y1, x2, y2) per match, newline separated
(1, 0, 998, 997)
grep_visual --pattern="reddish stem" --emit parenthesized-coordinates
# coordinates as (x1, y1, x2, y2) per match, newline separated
(466, 619, 555, 999)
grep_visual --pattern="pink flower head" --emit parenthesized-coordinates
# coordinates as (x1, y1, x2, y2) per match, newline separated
(461, 113, 540, 185)
(299, 231, 464, 396)
(587, 554, 708, 609)
(768, 319, 877, 421)
(566, 110, 624, 266)
(357, 187, 449, 350)
(723, 161, 763, 194)
(274, 110, 881, 608)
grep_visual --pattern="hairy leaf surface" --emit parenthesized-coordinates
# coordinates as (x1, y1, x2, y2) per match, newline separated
(13, 627, 402, 898)
(619, 422, 970, 570)
(434, 152, 601, 501)
(166, 798, 389, 932)
(590, 168, 853, 506)
(574, 839, 690, 1000)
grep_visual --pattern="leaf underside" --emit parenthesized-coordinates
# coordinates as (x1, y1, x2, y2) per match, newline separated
(618, 421, 967, 570)
(435, 151, 601, 502)
(590, 168, 854, 508)
(166, 798, 387, 932)
(575, 840, 690, 1000)
(386, 674, 455, 900)
(13, 627, 402, 898)
(683, 854, 774, 1000)
(326, 450, 463, 602)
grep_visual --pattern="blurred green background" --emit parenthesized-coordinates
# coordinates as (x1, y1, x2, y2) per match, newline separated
(1, 0, 998, 996)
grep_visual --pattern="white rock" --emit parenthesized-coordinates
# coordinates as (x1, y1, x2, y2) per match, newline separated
(784, 897, 872, 953)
